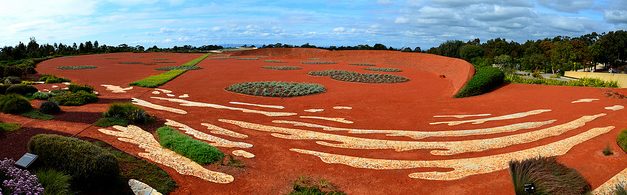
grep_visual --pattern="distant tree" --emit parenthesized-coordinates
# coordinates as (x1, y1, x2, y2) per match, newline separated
(414, 47, 422, 52)
(372, 43, 387, 50)
(459, 44, 484, 61)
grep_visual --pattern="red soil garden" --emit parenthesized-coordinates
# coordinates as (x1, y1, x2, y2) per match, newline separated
(2, 48, 625, 194)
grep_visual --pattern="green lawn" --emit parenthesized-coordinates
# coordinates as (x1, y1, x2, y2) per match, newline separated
(130, 53, 210, 88)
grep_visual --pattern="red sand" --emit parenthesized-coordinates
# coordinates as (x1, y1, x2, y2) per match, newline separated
(4, 49, 624, 194)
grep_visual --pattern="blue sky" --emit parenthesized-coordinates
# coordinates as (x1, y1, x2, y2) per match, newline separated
(0, 0, 626, 48)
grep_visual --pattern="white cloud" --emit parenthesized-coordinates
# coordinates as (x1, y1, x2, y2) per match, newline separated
(394, 17, 409, 24)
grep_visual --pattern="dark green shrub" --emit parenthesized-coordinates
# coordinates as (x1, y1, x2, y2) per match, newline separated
(28, 134, 120, 189)
(226, 81, 326, 97)
(39, 75, 71, 84)
(21, 110, 54, 120)
(509, 157, 590, 195)
(6, 84, 38, 95)
(618, 129, 627, 153)
(35, 169, 72, 195)
(603, 145, 614, 156)
(0, 122, 21, 132)
(290, 176, 346, 195)
(94, 117, 129, 127)
(455, 66, 505, 98)
(4, 76, 21, 84)
(0, 84, 10, 94)
(0, 94, 32, 114)
(68, 84, 94, 93)
(157, 126, 224, 164)
(103, 103, 153, 124)
(40, 101, 61, 114)
(50, 91, 98, 106)
(32, 92, 50, 100)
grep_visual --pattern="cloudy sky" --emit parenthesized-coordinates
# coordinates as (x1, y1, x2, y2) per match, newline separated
(0, 0, 626, 48)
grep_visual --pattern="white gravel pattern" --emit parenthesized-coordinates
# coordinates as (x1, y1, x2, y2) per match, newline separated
(429, 109, 551, 126)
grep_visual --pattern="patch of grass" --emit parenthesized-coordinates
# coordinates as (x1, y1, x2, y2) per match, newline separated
(349, 63, 375, 66)
(94, 141, 178, 194)
(35, 169, 72, 195)
(308, 70, 352, 76)
(32, 92, 50, 100)
(0, 122, 21, 132)
(603, 145, 614, 156)
(155, 65, 201, 71)
(365, 67, 402, 72)
(39, 101, 61, 114)
(302, 61, 336, 64)
(509, 156, 591, 195)
(130, 69, 187, 88)
(618, 129, 627, 153)
(57, 65, 97, 70)
(156, 126, 224, 164)
(226, 81, 326, 97)
(180, 53, 210, 67)
(94, 117, 129, 127)
(506, 74, 619, 88)
(264, 60, 284, 63)
(262, 66, 302, 70)
(21, 110, 54, 120)
(39, 75, 71, 84)
(50, 91, 98, 106)
(455, 66, 505, 98)
(6, 84, 38, 95)
(222, 155, 245, 168)
(290, 176, 346, 195)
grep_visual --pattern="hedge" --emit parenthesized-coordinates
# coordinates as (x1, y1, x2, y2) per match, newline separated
(28, 134, 120, 189)
(157, 126, 224, 164)
(455, 66, 504, 98)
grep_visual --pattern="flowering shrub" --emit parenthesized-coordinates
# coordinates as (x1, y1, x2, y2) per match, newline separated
(0, 158, 44, 195)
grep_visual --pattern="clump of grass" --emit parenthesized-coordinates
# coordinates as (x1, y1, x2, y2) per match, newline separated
(57, 66, 97, 70)
(290, 176, 346, 195)
(94, 117, 129, 127)
(302, 61, 336, 64)
(39, 74, 71, 84)
(365, 67, 402, 72)
(156, 126, 224, 164)
(603, 145, 614, 156)
(509, 156, 591, 195)
(349, 63, 375, 66)
(262, 66, 302, 70)
(0, 122, 21, 132)
(221, 155, 245, 168)
(21, 110, 54, 120)
(130, 69, 187, 88)
(226, 81, 326, 97)
(95, 103, 153, 127)
(308, 70, 352, 76)
(35, 169, 72, 195)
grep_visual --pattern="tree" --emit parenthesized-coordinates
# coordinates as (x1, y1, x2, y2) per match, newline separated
(373, 43, 387, 50)
(549, 41, 575, 73)
(459, 44, 484, 61)
(414, 47, 422, 52)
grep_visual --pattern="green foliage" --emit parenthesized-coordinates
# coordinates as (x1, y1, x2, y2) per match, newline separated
(94, 117, 129, 127)
(35, 169, 72, 195)
(180, 53, 210, 67)
(308, 70, 351, 76)
(618, 129, 627, 153)
(290, 176, 346, 195)
(28, 134, 120, 189)
(39, 101, 61, 114)
(348, 63, 375, 66)
(603, 145, 614, 156)
(614, 183, 627, 195)
(39, 75, 71, 84)
(157, 126, 225, 164)
(155, 65, 200, 71)
(130, 69, 187, 88)
(226, 81, 326, 97)
(509, 157, 590, 195)
(459, 44, 484, 61)
(0, 94, 33, 113)
(505, 74, 619, 88)
(102, 103, 153, 124)
(94, 142, 178, 194)
(455, 66, 505, 98)
(235, 57, 259, 60)
(118, 61, 144, 64)
(21, 110, 54, 120)
(262, 66, 302, 70)
(309, 70, 409, 83)
(57, 65, 97, 70)
(32, 91, 50, 100)
(68, 83, 94, 93)
(4, 76, 22, 84)
(6, 84, 38, 95)
(365, 67, 402, 72)
(50, 91, 98, 106)
(0, 84, 9, 94)
(0, 122, 21, 132)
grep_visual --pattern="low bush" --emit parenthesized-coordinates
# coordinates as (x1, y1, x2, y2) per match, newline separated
(365, 67, 402, 72)
(6, 84, 38, 96)
(618, 129, 627, 153)
(0, 94, 32, 114)
(3, 76, 21, 84)
(455, 66, 505, 98)
(505, 74, 619, 88)
(226, 81, 326, 97)
(39, 101, 61, 114)
(0, 158, 44, 194)
(130, 69, 187, 88)
(28, 134, 120, 189)
(302, 61, 336, 64)
(509, 157, 590, 195)
(290, 176, 346, 195)
(39, 75, 71, 84)
(349, 63, 375, 66)
(50, 91, 98, 106)
(102, 103, 153, 124)
(262, 66, 302, 70)
(32, 91, 50, 100)
(157, 126, 224, 164)
(0, 122, 21, 132)
(68, 83, 94, 93)
(35, 169, 72, 195)
(21, 110, 54, 120)
(57, 65, 97, 70)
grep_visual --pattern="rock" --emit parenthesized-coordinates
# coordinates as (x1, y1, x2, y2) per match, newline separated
(128, 179, 162, 195)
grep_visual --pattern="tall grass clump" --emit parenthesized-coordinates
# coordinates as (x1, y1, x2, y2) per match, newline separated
(35, 169, 72, 195)
(455, 66, 505, 98)
(290, 176, 346, 195)
(156, 126, 224, 164)
(509, 157, 590, 195)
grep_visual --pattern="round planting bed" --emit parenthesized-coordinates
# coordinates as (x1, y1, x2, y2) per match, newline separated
(226, 81, 325, 97)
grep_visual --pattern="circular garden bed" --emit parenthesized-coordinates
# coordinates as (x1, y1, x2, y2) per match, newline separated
(262, 66, 302, 70)
(226, 81, 325, 97)
(309, 70, 409, 83)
